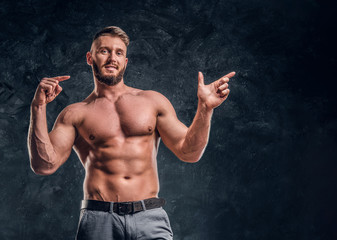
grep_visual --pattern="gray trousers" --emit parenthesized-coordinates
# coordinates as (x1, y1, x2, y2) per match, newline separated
(76, 207, 173, 240)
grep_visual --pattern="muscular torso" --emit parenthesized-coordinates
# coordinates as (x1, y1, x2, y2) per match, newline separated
(72, 89, 161, 202)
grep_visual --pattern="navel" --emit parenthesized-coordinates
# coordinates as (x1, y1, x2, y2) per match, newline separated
(148, 126, 152, 132)
(124, 176, 131, 180)
(89, 134, 95, 140)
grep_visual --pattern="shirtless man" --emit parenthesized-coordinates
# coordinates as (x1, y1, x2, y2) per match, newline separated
(27, 26, 235, 240)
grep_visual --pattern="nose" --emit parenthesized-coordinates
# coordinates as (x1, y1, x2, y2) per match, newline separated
(107, 52, 117, 63)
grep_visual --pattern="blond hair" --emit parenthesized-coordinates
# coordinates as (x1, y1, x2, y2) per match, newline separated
(93, 26, 130, 47)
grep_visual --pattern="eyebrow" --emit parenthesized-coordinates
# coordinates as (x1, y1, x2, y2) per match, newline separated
(97, 46, 125, 53)
(115, 48, 125, 53)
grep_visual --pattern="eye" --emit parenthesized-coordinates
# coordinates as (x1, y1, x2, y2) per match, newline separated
(117, 51, 123, 56)
(100, 49, 109, 55)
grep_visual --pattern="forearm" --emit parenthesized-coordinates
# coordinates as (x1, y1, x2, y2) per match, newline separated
(180, 102, 213, 162)
(28, 104, 57, 175)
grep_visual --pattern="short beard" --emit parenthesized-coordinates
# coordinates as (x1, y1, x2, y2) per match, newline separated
(92, 60, 126, 86)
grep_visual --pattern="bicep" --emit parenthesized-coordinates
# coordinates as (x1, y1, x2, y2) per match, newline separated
(48, 108, 77, 166)
(156, 95, 188, 157)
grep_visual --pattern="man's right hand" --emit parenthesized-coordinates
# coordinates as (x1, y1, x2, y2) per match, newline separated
(32, 76, 70, 106)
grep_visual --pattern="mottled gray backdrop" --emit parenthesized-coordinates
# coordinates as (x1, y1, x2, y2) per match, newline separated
(1, 0, 336, 239)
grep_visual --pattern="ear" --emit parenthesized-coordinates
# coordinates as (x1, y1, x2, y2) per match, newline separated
(86, 52, 93, 65)
(125, 57, 128, 67)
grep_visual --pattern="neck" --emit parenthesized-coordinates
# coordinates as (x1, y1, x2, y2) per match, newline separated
(93, 77, 128, 100)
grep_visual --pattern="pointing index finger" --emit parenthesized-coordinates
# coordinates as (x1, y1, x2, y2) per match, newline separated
(53, 76, 71, 82)
(224, 72, 236, 79)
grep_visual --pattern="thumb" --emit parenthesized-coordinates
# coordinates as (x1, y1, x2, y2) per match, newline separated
(198, 71, 204, 86)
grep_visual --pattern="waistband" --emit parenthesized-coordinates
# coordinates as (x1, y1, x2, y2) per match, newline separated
(81, 197, 166, 215)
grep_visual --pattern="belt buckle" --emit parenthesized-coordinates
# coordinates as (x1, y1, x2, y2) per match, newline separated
(116, 202, 133, 215)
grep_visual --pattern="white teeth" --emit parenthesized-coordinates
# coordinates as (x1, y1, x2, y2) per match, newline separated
(105, 66, 117, 69)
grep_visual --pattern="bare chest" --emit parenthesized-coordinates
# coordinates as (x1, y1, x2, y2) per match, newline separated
(77, 95, 157, 144)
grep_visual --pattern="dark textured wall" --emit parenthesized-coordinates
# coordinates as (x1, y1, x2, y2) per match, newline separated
(1, 0, 336, 239)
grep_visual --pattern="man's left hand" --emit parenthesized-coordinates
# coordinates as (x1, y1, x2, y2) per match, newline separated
(197, 71, 235, 110)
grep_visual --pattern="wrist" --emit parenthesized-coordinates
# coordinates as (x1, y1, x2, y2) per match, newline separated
(198, 101, 214, 114)
(31, 100, 47, 110)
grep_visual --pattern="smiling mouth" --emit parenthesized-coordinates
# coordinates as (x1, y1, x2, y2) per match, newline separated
(104, 65, 118, 71)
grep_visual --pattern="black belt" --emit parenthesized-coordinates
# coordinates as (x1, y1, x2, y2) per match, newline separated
(81, 197, 165, 215)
